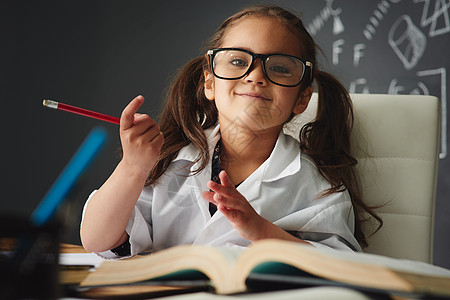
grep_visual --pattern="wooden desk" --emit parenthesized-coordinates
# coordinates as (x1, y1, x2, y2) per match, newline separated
(60, 243, 90, 253)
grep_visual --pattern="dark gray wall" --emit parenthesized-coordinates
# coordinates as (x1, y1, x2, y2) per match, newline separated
(2, 0, 449, 268)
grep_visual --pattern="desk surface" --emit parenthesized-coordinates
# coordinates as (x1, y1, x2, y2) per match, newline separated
(60, 243, 89, 253)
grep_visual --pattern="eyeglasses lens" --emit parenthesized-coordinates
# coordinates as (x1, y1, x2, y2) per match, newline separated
(213, 50, 252, 79)
(212, 49, 305, 86)
(266, 56, 304, 86)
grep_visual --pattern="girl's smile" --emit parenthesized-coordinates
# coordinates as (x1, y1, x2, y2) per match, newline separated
(235, 90, 271, 101)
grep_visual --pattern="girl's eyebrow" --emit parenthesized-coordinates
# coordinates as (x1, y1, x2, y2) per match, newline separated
(220, 45, 252, 52)
(221, 46, 290, 56)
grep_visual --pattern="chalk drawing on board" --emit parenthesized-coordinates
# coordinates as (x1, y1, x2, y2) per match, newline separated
(349, 78, 370, 94)
(363, 0, 394, 40)
(306, 0, 344, 36)
(388, 15, 427, 70)
(417, 67, 448, 158)
(332, 39, 345, 65)
(353, 44, 366, 67)
(332, 10, 345, 35)
(388, 79, 429, 95)
(411, 81, 430, 94)
(388, 79, 406, 94)
(415, 0, 450, 37)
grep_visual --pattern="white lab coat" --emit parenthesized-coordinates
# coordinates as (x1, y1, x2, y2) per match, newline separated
(85, 124, 362, 258)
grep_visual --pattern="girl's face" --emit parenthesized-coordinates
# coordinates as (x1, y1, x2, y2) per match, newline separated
(204, 16, 312, 135)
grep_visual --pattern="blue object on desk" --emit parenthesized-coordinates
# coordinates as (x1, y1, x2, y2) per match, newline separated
(31, 126, 107, 226)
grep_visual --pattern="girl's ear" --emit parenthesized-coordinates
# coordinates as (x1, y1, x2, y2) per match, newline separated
(204, 70, 215, 100)
(293, 86, 313, 115)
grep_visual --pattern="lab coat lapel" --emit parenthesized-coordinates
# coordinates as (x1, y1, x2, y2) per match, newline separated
(193, 167, 212, 223)
(236, 167, 263, 202)
(171, 125, 221, 224)
(234, 132, 300, 203)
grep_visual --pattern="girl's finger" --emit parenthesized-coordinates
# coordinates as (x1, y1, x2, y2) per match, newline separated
(206, 180, 235, 198)
(136, 116, 160, 137)
(213, 193, 243, 211)
(202, 191, 218, 206)
(126, 113, 160, 138)
(121, 95, 144, 130)
(219, 170, 233, 187)
(149, 131, 164, 143)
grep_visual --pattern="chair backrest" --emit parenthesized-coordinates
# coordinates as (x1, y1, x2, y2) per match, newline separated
(284, 93, 440, 263)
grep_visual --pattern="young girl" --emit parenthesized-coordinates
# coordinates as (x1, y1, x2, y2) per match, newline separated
(80, 5, 381, 258)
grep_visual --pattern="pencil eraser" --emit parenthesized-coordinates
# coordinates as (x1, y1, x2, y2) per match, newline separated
(43, 99, 58, 109)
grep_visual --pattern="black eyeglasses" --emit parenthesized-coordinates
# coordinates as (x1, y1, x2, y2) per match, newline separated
(207, 48, 313, 87)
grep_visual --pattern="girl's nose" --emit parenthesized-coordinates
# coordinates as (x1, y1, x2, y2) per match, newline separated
(244, 59, 267, 86)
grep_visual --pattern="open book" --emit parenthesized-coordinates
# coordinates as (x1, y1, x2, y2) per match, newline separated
(80, 239, 450, 297)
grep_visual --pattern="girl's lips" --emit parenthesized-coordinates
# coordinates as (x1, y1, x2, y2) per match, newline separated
(236, 92, 271, 101)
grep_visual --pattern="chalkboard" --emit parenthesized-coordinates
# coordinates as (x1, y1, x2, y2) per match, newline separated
(2, 0, 448, 268)
(301, 0, 448, 160)
(297, 0, 450, 269)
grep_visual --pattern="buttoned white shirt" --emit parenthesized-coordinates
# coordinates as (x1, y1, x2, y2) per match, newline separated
(84, 124, 362, 258)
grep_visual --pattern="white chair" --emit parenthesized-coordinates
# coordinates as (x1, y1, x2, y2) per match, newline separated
(285, 93, 441, 263)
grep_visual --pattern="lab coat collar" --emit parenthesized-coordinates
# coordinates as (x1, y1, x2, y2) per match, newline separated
(173, 125, 221, 167)
(235, 130, 301, 202)
(261, 130, 301, 183)
(172, 124, 301, 183)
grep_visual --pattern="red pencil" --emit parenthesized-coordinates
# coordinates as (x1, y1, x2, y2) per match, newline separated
(43, 100, 120, 125)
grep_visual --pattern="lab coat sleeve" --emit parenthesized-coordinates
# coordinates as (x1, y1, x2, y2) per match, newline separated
(275, 193, 362, 252)
(126, 202, 153, 256)
(280, 153, 361, 252)
(301, 199, 361, 251)
(125, 188, 154, 256)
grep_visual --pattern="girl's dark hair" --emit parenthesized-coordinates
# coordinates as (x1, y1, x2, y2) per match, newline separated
(146, 5, 382, 248)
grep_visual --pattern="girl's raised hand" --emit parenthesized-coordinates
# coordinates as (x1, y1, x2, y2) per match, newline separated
(202, 170, 271, 242)
(119, 95, 164, 178)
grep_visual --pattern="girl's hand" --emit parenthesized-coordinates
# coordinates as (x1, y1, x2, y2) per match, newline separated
(119, 95, 164, 178)
(202, 170, 271, 242)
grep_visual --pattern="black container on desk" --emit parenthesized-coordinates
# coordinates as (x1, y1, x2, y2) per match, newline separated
(0, 215, 61, 299)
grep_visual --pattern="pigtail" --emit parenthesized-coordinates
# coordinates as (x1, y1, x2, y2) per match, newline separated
(300, 70, 355, 191)
(145, 56, 218, 185)
(300, 70, 383, 247)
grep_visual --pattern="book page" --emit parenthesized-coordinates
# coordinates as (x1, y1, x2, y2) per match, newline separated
(59, 252, 104, 268)
(80, 244, 246, 294)
(239, 240, 413, 291)
(233, 239, 450, 297)
(312, 247, 450, 278)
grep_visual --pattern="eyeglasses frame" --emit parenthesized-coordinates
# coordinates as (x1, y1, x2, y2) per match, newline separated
(206, 48, 313, 87)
